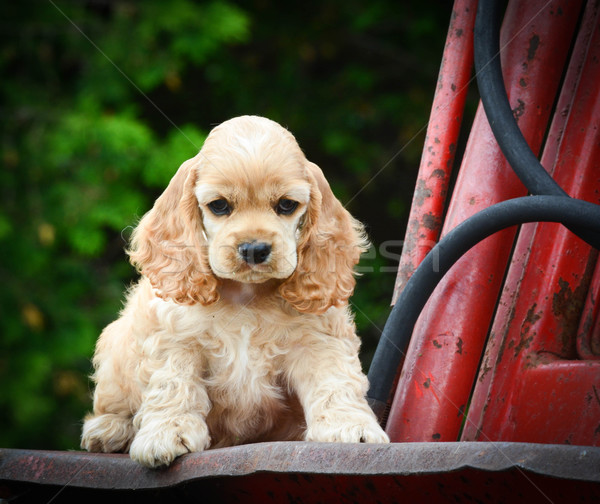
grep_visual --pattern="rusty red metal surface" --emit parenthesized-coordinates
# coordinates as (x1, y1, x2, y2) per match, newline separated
(391, 0, 476, 305)
(2, 442, 600, 503)
(386, 0, 584, 443)
(578, 258, 600, 360)
(463, 0, 600, 445)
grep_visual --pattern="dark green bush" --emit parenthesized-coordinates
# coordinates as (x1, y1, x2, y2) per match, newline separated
(1, 0, 450, 449)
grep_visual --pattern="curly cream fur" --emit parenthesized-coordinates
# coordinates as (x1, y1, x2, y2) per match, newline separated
(81, 116, 388, 468)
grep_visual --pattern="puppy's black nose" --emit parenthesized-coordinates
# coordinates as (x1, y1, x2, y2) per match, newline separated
(238, 241, 271, 265)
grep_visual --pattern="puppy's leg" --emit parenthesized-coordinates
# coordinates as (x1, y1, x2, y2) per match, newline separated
(129, 356, 211, 468)
(81, 319, 138, 453)
(285, 321, 389, 444)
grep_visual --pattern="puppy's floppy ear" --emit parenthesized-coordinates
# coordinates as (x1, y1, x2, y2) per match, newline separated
(128, 155, 218, 305)
(280, 161, 369, 314)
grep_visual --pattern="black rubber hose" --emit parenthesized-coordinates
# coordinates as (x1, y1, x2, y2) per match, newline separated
(473, 0, 600, 248)
(473, 0, 564, 195)
(367, 195, 600, 420)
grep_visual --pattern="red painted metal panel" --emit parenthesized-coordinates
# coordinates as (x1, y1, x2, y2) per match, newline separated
(505, 360, 600, 445)
(386, 0, 583, 442)
(391, 0, 476, 305)
(463, 0, 600, 444)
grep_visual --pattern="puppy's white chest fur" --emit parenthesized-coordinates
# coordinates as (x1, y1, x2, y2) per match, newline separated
(203, 314, 286, 402)
(152, 289, 304, 445)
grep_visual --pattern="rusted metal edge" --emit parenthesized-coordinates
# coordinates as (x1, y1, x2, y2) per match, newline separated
(1, 442, 599, 491)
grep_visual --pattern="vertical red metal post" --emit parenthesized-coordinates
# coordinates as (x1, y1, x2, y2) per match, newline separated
(391, 0, 477, 305)
(386, 0, 582, 442)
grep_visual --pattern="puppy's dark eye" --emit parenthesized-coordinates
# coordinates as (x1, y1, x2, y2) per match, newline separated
(276, 198, 299, 215)
(208, 199, 231, 216)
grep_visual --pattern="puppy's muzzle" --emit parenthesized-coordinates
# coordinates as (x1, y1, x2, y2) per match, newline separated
(238, 241, 271, 265)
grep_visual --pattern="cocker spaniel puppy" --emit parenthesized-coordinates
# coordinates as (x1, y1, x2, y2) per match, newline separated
(81, 115, 389, 468)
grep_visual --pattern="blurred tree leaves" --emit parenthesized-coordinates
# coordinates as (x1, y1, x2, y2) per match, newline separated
(1, 0, 248, 449)
(1, 0, 451, 449)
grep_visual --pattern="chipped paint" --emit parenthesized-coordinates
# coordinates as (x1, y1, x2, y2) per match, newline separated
(553, 264, 595, 357)
(513, 98, 525, 120)
(413, 178, 433, 207)
(515, 304, 542, 358)
(456, 337, 464, 355)
(422, 212, 442, 230)
(527, 34, 540, 61)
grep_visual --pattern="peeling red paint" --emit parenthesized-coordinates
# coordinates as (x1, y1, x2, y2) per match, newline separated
(514, 304, 541, 357)
(456, 337, 464, 355)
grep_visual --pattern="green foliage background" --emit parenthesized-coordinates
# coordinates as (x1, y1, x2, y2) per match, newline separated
(1, 0, 451, 450)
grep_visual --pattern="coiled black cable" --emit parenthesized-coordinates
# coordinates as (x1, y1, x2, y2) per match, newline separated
(367, 196, 600, 420)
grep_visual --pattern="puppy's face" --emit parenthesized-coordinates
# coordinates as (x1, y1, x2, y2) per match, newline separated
(129, 115, 365, 311)
(194, 119, 311, 284)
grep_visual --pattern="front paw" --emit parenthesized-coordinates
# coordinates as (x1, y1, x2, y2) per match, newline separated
(306, 412, 389, 444)
(81, 413, 134, 453)
(129, 415, 211, 468)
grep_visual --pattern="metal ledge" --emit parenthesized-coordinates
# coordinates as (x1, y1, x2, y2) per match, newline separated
(2, 442, 600, 503)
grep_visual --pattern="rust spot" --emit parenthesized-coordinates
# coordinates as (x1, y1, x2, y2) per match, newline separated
(527, 34, 540, 61)
(519, 78, 527, 87)
(515, 304, 541, 357)
(432, 340, 442, 349)
(479, 359, 492, 382)
(414, 178, 432, 207)
(422, 212, 441, 231)
(401, 220, 419, 257)
(432, 433, 441, 440)
(423, 378, 431, 389)
(553, 268, 593, 357)
(451, 83, 456, 92)
(512, 99, 525, 120)
(432, 168, 446, 179)
(456, 337, 463, 355)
